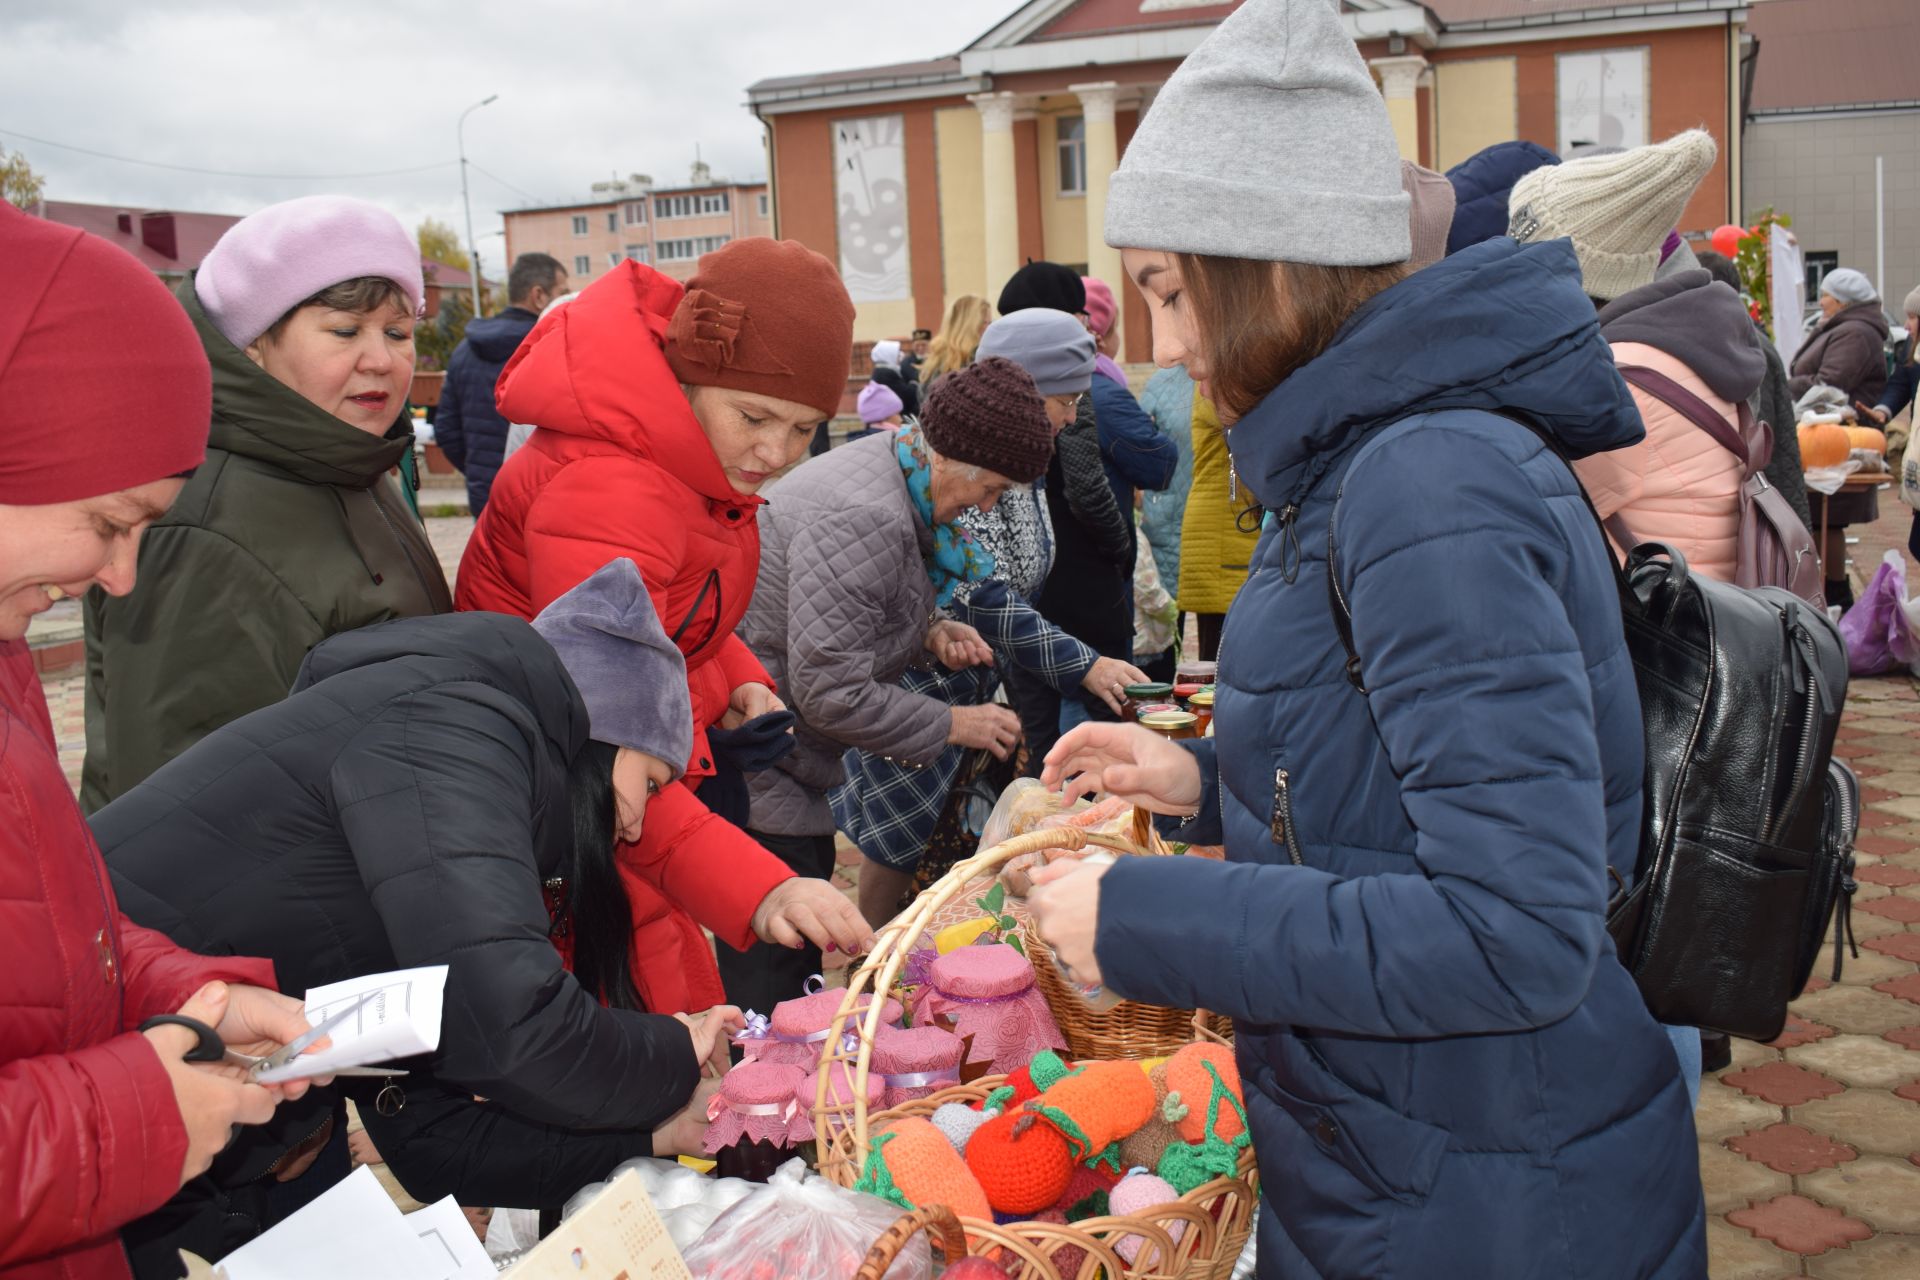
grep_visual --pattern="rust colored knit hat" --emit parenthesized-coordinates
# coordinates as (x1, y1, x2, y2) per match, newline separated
(664, 237, 855, 419)
(919, 356, 1055, 484)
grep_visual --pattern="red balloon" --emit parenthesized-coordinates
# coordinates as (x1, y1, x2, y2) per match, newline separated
(1711, 224, 1746, 258)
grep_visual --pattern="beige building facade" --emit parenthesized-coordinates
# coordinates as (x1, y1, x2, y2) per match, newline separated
(501, 166, 771, 292)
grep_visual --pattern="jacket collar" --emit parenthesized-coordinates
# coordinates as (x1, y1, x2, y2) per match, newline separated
(178, 274, 411, 489)
(1228, 238, 1645, 515)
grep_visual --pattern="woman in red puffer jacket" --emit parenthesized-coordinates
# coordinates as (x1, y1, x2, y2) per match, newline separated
(0, 204, 318, 1280)
(456, 239, 870, 1014)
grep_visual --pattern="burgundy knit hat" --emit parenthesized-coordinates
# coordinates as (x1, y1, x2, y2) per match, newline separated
(664, 237, 855, 420)
(0, 204, 209, 505)
(919, 356, 1054, 484)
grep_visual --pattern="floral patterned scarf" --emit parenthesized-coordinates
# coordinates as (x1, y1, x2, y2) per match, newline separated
(894, 421, 996, 607)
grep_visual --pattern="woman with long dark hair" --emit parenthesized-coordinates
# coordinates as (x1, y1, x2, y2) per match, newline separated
(1028, 2, 1703, 1276)
(95, 562, 739, 1264)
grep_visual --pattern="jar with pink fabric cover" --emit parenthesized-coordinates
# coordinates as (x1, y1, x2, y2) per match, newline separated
(868, 1024, 964, 1109)
(912, 942, 1066, 1081)
(735, 983, 905, 1068)
(701, 1061, 806, 1182)
(790, 1060, 885, 1151)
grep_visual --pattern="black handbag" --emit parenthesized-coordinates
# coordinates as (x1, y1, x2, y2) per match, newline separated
(1328, 418, 1858, 1042)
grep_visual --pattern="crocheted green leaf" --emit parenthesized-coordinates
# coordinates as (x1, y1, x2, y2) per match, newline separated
(852, 1131, 912, 1210)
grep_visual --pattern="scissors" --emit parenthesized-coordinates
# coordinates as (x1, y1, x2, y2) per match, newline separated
(138, 990, 406, 1081)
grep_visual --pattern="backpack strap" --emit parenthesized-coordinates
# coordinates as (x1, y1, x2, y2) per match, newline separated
(1616, 363, 1766, 474)
(1328, 411, 1636, 696)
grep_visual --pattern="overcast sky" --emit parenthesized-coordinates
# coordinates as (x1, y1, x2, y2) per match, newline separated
(1, 0, 1013, 270)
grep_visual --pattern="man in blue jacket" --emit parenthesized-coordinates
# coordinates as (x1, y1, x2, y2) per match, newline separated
(434, 252, 567, 516)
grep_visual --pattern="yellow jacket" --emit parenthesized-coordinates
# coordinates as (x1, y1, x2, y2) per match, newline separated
(1176, 390, 1262, 615)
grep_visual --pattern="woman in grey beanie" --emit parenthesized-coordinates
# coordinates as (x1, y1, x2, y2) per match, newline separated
(1025, 2, 1706, 1277)
(95, 561, 748, 1249)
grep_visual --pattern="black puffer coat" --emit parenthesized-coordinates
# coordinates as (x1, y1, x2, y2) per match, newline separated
(1037, 396, 1135, 671)
(95, 612, 699, 1206)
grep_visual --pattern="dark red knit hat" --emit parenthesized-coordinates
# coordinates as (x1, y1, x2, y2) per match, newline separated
(919, 356, 1055, 484)
(664, 237, 855, 420)
(0, 204, 209, 505)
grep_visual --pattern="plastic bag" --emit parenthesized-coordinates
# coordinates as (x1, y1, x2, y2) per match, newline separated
(1838, 550, 1920, 676)
(679, 1159, 929, 1280)
(561, 1158, 757, 1254)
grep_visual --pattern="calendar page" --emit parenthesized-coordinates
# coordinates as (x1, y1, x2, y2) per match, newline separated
(504, 1170, 693, 1280)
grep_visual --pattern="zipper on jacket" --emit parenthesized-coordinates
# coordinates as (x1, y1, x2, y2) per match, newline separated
(1271, 768, 1304, 866)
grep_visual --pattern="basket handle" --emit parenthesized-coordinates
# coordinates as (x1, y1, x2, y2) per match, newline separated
(856, 1204, 967, 1280)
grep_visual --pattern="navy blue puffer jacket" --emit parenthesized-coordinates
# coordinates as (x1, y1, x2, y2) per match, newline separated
(435, 306, 539, 515)
(1097, 239, 1705, 1280)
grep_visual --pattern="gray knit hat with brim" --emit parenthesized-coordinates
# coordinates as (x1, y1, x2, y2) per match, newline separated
(532, 559, 692, 776)
(1104, 0, 1410, 265)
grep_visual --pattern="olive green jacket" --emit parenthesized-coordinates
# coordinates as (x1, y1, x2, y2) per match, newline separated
(81, 277, 452, 810)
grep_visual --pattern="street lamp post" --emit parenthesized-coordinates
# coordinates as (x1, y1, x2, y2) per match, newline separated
(458, 94, 499, 320)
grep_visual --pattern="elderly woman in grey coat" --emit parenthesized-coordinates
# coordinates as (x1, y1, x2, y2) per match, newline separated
(727, 358, 1059, 1011)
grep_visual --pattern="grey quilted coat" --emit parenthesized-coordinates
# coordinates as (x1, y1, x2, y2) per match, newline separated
(742, 433, 952, 836)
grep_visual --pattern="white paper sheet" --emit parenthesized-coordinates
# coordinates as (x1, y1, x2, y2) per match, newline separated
(256, 965, 447, 1083)
(408, 1198, 499, 1280)
(216, 1167, 436, 1280)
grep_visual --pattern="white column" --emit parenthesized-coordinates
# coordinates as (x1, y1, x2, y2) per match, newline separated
(971, 92, 1020, 300)
(1369, 55, 1428, 162)
(1073, 81, 1125, 349)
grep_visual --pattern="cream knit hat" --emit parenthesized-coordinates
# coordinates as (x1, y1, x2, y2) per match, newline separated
(1507, 129, 1718, 301)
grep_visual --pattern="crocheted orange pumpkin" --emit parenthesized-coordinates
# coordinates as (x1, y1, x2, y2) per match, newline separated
(1165, 1043, 1244, 1144)
(965, 1109, 1074, 1216)
(855, 1117, 992, 1223)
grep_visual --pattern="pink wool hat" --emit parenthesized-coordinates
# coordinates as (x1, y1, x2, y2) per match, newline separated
(195, 195, 424, 349)
(1080, 276, 1117, 338)
(857, 380, 904, 424)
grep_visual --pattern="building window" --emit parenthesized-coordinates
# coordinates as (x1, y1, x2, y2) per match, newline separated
(655, 235, 732, 263)
(573, 254, 591, 277)
(607, 211, 619, 233)
(758, 194, 769, 218)
(571, 215, 589, 236)
(1804, 251, 1838, 304)
(655, 194, 689, 219)
(624, 201, 648, 225)
(1555, 48, 1648, 155)
(625, 244, 650, 264)
(608, 251, 623, 268)
(1056, 116, 1086, 196)
(698, 192, 730, 215)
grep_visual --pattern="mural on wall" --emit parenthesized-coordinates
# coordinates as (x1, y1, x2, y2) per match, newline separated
(1555, 48, 1649, 155)
(834, 114, 909, 304)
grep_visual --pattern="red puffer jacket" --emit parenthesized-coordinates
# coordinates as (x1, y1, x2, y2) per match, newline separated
(0, 641, 275, 1280)
(455, 261, 792, 1015)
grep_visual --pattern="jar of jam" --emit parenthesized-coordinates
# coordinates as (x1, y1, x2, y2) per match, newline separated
(1176, 659, 1218, 687)
(1121, 681, 1174, 721)
(1139, 709, 1200, 740)
(1187, 686, 1214, 735)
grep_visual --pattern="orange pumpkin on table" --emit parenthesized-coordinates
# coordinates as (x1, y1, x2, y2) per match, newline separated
(1798, 422, 1852, 469)
(1845, 425, 1887, 455)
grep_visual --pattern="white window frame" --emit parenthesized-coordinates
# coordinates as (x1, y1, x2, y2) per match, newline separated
(758, 193, 769, 218)
(573, 254, 591, 276)
(1056, 115, 1086, 197)
(570, 214, 589, 236)
(624, 201, 647, 226)
(1554, 47, 1650, 156)
(607, 211, 618, 233)
(625, 243, 650, 264)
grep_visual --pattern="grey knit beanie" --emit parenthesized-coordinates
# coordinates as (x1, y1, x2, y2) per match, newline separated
(1401, 161, 1456, 272)
(1507, 129, 1718, 301)
(1104, 0, 1410, 265)
(1904, 285, 1920, 320)
(531, 559, 693, 776)
(975, 309, 1095, 395)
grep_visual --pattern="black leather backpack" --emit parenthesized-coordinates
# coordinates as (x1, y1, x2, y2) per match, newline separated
(1329, 421, 1859, 1042)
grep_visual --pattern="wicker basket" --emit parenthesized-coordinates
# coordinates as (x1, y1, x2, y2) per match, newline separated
(815, 827, 1259, 1280)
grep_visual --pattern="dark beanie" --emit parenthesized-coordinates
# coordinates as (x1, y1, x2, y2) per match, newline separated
(919, 356, 1054, 484)
(996, 260, 1086, 317)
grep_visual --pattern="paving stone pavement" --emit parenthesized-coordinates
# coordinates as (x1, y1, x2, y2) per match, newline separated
(35, 501, 1920, 1274)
